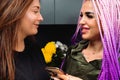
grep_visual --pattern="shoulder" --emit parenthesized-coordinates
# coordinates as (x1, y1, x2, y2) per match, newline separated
(69, 40, 89, 52)
(64, 40, 88, 62)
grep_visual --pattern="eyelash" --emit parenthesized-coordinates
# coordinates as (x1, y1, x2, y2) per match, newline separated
(34, 11, 39, 14)
(80, 14, 93, 19)
(86, 14, 94, 18)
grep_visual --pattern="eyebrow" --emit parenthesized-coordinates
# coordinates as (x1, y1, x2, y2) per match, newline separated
(33, 6, 40, 9)
(85, 12, 94, 15)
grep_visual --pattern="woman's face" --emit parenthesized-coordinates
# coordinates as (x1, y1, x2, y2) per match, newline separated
(79, 0, 100, 41)
(18, 0, 43, 38)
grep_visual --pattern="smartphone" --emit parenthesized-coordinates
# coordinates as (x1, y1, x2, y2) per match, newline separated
(45, 67, 65, 76)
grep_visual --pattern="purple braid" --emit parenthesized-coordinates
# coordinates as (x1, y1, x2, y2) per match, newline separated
(72, 0, 120, 79)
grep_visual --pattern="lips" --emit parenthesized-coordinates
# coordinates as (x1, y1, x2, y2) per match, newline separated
(34, 24, 39, 28)
(81, 27, 90, 34)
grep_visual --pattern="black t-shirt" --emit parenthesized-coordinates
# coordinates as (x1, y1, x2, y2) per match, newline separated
(14, 40, 50, 80)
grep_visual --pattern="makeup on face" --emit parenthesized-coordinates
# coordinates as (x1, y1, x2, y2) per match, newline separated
(80, 11, 95, 19)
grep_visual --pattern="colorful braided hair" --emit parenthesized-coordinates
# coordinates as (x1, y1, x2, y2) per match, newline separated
(72, 0, 120, 79)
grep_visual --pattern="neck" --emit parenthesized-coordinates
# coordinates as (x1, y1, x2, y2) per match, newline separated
(15, 32, 26, 52)
(14, 30, 27, 52)
(15, 39, 25, 52)
(87, 39, 103, 54)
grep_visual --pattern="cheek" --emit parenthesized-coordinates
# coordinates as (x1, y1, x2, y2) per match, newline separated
(91, 20, 98, 29)
(25, 13, 35, 25)
(90, 20, 100, 33)
(19, 13, 35, 32)
(94, 25, 100, 33)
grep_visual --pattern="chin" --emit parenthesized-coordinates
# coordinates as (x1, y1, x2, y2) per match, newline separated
(33, 32, 38, 35)
(82, 35, 88, 39)
(30, 31, 38, 35)
(33, 29, 38, 34)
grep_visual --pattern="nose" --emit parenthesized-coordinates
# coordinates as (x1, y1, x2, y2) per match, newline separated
(38, 13, 43, 22)
(79, 17, 86, 25)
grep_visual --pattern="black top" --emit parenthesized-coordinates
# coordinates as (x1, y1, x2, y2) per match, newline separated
(14, 40, 50, 80)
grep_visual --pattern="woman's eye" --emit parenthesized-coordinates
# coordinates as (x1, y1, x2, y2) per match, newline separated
(34, 11, 39, 14)
(80, 14, 83, 17)
(86, 14, 94, 18)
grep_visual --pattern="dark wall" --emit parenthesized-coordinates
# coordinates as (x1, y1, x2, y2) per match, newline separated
(35, 24, 77, 48)
(40, 0, 82, 24)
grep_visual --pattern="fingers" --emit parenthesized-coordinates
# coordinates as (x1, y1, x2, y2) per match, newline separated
(50, 72, 83, 80)
(57, 74, 83, 80)
(57, 74, 69, 80)
(66, 75, 83, 80)
(51, 76, 60, 80)
(50, 73, 69, 80)
(46, 67, 65, 76)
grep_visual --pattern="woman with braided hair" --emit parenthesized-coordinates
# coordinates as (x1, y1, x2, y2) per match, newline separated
(50, 0, 120, 80)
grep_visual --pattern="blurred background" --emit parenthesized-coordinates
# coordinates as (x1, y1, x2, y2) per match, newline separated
(36, 0, 83, 48)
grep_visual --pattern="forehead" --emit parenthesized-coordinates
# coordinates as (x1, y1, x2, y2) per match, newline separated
(29, 0, 40, 8)
(81, 0, 94, 12)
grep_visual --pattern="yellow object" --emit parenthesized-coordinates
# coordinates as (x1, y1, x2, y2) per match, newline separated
(41, 41, 56, 63)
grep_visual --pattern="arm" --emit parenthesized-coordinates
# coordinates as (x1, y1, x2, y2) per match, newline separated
(45, 67, 82, 80)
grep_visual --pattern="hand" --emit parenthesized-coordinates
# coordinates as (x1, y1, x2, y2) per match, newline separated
(46, 67, 82, 80)
(45, 67, 64, 76)
(51, 74, 83, 80)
